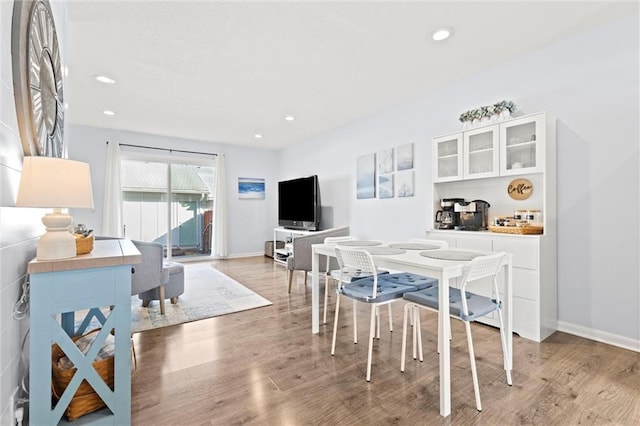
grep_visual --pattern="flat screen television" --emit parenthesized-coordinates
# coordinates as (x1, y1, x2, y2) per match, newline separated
(278, 175, 321, 231)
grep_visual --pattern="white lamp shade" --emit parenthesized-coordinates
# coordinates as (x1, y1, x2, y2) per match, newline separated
(16, 156, 94, 209)
(16, 157, 95, 260)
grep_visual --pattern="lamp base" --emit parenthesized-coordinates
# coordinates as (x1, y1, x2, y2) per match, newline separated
(37, 211, 76, 261)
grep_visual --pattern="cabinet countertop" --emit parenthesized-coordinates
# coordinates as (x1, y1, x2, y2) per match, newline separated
(428, 229, 546, 238)
(27, 239, 142, 274)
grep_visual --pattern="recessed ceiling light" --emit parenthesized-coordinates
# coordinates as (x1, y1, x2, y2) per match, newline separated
(284, 115, 295, 121)
(95, 75, 116, 84)
(103, 110, 116, 116)
(432, 28, 452, 41)
(254, 133, 263, 139)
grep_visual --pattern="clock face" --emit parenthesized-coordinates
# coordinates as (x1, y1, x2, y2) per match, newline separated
(12, 0, 65, 158)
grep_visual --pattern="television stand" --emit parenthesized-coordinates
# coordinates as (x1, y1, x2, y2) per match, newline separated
(273, 227, 316, 265)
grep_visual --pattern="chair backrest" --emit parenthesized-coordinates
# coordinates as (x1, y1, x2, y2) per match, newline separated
(324, 236, 355, 272)
(324, 236, 356, 245)
(130, 240, 164, 296)
(459, 252, 506, 314)
(335, 247, 380, 297)
(287, 226, 350, 272)
(409, 238, 448, 249)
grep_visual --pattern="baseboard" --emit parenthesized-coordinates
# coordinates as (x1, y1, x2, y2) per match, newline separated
(557, 321, 640, 353)
(179, 252, 265, 261)
(215, 252, 264, 259)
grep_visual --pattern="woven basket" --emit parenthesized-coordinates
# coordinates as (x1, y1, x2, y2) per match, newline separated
(489, 225, 543, 235)
(51, 329, 114, 421)
(75, 236, 94, 255)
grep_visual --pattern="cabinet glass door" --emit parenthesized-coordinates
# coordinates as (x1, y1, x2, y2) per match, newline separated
(433, 134, 463, 182)
(500, 114, 545, 175)
(463, 125, 499, 179)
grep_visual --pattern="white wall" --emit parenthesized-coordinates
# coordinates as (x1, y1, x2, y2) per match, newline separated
(0, 1, 68, 423)
(67, 125, 279, 256)
(279, 15, 640, 348)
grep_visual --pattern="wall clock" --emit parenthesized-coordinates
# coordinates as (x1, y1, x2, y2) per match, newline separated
(11, 0, 65, 158)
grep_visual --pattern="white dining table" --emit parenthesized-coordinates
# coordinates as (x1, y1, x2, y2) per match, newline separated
(311, 242, 513, 417)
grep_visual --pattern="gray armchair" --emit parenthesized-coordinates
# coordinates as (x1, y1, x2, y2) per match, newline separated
(131, 240, 168, 315)
(286, 226, 350, 292)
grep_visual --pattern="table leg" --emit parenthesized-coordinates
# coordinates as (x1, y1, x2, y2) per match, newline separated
(312, 249, 320, 334)
(439, 271, 451, 417)
(505, 255, 513, 370)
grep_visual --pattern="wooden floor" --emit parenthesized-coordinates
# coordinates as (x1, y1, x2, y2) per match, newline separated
(131, 256, 640, 425)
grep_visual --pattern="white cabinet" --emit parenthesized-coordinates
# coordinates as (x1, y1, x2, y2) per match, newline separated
(433, 133, 463, 182)
(433, 113, 547, 182)
(426, 230, 557, 342)
(273, 227, 314, 265)
(463, 125, 499, 179)
(500, 113, 546, 175)
(427, 111, 556, 342)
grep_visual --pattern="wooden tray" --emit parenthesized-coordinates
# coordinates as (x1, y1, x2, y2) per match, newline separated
(489, 225, 543, 235)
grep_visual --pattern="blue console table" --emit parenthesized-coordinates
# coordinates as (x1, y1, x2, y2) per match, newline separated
(27, 239, 141, 425)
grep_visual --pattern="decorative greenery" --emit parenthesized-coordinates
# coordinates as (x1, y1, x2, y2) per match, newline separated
(495, 100, 516, 113)
(459, 100, 516, 123)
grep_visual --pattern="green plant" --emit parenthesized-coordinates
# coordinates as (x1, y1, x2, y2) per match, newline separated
(459, 100, 516, 124)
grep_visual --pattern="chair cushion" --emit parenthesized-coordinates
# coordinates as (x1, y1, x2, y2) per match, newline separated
(403, 287, 500, 321)
(340, 277, 415, 303)
(379, 273, 438, 290)
(163, 260, 184, 274)
(140, 261, 186, 301)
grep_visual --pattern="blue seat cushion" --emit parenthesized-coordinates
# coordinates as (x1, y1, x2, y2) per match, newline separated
(403, 287, 500, 322)
(340, 277, 415, 303)
(379, 273, 438, 290)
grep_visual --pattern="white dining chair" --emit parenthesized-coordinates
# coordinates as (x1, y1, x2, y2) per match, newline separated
(331, 247, 422, 382)
(324, 236, 397, 328)
(400, 252, 512, 411)
(323, 235, 356, 324)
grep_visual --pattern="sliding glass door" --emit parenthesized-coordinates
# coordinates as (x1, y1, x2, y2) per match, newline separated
(120, 153, 215, 259)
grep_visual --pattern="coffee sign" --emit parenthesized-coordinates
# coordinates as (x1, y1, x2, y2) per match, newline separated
(508, 178, 533, 200)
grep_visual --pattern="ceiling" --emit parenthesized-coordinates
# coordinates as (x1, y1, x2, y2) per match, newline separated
(65, 1, 637, 150)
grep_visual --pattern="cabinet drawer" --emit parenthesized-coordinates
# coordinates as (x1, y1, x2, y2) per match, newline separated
(512, 297, 539, 333)
(456, 237, 492, 251)
(493, 238, 539, 270)
(498, 267, 538, 301)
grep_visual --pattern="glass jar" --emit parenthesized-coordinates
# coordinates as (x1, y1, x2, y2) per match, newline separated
(526, 209, 543, 225)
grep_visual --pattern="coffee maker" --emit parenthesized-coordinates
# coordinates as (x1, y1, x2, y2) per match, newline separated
(434, 198, 465, 229)
(454, 200, 491, 231)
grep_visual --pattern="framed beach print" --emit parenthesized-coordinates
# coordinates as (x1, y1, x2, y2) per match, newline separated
(379, 174, 394, 199)
(357, 153, 376, 199)
(396, 143, 414, 171)
(377, 148, 394, 174)
(238, 177, 265, 199)
(396, 170, 414, 197)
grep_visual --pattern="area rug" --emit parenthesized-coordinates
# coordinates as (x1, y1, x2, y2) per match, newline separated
(130, 263, 272, 333)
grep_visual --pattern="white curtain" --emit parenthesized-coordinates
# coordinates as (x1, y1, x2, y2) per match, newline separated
(102, 142, 123, 237)
(212, 154, 228, 258)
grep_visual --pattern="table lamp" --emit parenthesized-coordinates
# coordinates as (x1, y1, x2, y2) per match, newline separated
(16, 156, 95, 260)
